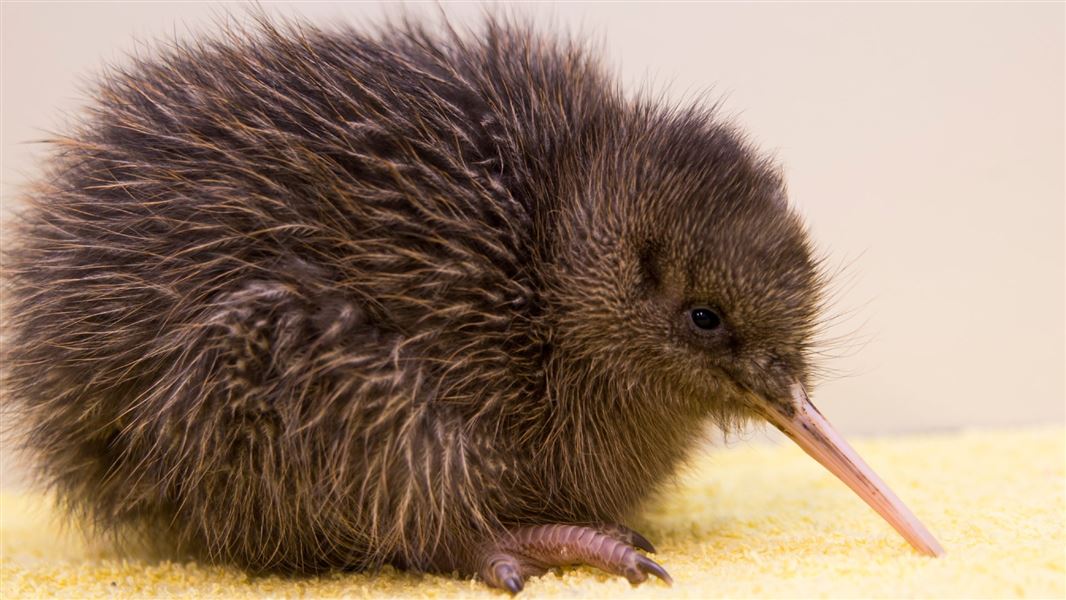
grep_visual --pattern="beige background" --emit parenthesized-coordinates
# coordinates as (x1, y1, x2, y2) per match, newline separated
(1, 2, 1063, 446)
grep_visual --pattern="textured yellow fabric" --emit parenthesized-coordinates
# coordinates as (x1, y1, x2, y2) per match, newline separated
(2, 427, 1063, 598)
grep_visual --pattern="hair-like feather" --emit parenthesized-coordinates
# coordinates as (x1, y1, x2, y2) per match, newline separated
(2, 13, 825, 577)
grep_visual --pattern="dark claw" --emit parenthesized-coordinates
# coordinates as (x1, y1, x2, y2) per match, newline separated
(635, 554, 673, 586)
(503, 574, 523, 594)
(598, 523, 657, 554)
(487, 557, 525, 594)
(628, 530, 656, 554)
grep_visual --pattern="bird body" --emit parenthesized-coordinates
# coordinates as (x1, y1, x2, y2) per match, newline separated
(2, 14, 942, 591)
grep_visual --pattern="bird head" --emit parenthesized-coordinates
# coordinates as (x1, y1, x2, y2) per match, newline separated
(544, 106, 943, 556)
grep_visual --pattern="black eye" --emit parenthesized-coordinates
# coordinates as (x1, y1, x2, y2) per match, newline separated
(690, 307, 722, 331)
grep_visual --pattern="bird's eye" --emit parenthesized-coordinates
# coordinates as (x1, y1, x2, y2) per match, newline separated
(690, 307, 722, 331)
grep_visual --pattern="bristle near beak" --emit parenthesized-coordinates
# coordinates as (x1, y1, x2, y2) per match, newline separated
(752, 382, 945, 557)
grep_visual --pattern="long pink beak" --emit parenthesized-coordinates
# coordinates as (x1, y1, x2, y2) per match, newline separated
(753, 382, 944, 557)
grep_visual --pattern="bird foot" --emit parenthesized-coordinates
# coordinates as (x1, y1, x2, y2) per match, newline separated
(478, 523, 671, 593)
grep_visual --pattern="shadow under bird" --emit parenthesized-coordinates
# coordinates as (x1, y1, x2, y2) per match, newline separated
(2, 14, 943, 593)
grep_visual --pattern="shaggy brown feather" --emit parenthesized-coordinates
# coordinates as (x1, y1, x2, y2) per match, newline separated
(2, 13, 825, 583)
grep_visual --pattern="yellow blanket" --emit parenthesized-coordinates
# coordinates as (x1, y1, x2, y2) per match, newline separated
(2, 428, 1063, 598)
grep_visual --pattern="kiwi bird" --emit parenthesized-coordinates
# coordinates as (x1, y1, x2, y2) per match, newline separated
(1, 15, 943, 592)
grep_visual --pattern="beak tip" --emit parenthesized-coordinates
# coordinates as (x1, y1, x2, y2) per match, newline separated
(923, 538, 946, 558)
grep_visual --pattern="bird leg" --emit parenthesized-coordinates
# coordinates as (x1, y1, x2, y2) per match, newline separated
(479, 523, 671, 593)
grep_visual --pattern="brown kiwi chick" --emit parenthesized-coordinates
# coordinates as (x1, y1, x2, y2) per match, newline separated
(1, 13, 942, 593)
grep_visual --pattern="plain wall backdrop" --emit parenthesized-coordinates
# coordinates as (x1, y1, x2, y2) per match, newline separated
(1, 2, 1063, 444)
